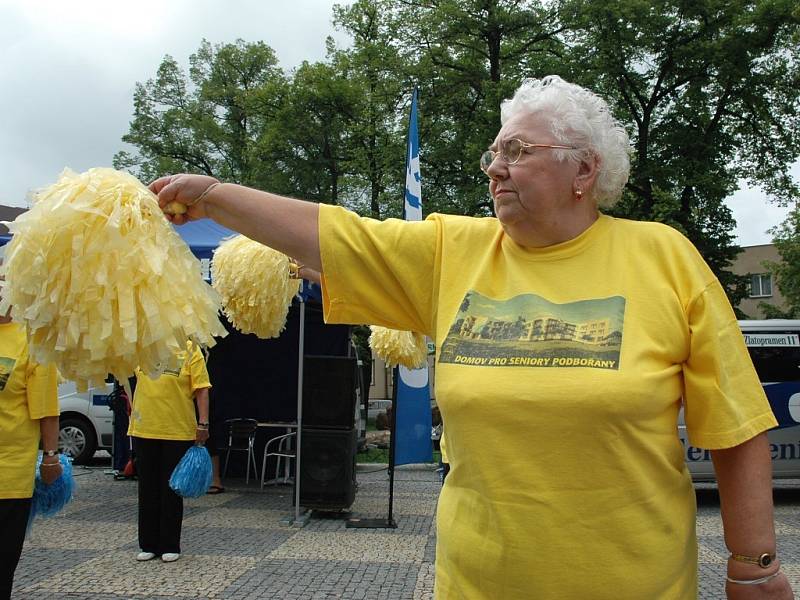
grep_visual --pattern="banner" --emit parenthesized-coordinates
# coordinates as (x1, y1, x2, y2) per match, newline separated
(394, 88, 433, 466)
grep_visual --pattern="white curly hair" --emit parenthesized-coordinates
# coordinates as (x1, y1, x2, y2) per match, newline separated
(500, 76, 631, 208)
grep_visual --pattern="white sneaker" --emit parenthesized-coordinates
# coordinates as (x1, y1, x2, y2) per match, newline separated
(161, 553, 180, 563)
(136, 552, 156, 561)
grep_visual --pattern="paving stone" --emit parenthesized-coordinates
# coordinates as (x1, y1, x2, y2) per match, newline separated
(348, 494, 439, 518)
(413, 562, 436, 600)
(12, 468, 800, 599)
(267, 531, 428, 563)
(219, 559, 421, 599)
(182, 507, 292, 530)
(181, 526, 296, 556)
(13, 547, 100, 590)
(25, 520, 137, 550)
(20, 550, 257, 598)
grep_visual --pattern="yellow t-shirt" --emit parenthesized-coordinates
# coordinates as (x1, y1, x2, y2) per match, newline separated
(439, 430, 448, 464)
(0, 322, 59, 499)
(320, 206, 777, 600)
(128, 343, 211, 441)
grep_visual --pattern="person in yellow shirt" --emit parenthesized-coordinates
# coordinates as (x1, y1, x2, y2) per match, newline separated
(150, 76, 792, 598)
(0, 302, 60, 599)
(128, 341, 211, 563)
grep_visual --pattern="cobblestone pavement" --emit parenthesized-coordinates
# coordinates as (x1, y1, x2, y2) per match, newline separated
(12, 467, 800, 599)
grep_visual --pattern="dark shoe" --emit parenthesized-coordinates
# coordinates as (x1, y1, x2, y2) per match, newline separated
(207, 485, 225, 495)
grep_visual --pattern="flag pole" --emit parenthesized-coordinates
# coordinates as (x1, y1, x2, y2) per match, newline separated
(346, 366, 398, 529)
(386, 366, 399, 526)
(348, 86, 423, 530)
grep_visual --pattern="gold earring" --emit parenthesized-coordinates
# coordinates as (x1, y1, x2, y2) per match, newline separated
(575, 189, 583, 200)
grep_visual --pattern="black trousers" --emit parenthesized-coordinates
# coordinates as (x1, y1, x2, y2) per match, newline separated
(132, 437, 193, 555)
(0, 497, 32, 600)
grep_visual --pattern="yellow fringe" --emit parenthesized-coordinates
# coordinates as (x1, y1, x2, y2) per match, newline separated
(211, 235, 300, 338)
(369, 326, 428, 369)
(0, 168, 227, 389)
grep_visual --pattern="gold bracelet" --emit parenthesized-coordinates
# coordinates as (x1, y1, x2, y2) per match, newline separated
(288, 260, 305, 279)
(40, 462, 62, 467)
(729, 551, 776, 568)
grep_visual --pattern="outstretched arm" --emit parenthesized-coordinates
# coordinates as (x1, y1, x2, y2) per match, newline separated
(150, 175, 322, 273)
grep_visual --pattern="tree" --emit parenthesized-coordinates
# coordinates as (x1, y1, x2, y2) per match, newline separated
(389, 0, 567, 216)
(763, 206, 800, 318)
(331, 0, 410, 218)
(113, 39, 287, 189)
(255, 58, 363, 205)
(561, 0, 800, 303)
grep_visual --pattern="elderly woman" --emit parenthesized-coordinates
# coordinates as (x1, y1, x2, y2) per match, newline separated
(151, 76, 791, 598)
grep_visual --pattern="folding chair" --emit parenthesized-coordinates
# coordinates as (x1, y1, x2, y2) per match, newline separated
(260, 431, 296, 488)
(221, 418, 259, 484)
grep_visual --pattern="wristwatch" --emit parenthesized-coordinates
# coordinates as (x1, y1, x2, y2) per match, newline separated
(729, 551, 776, 568)
(43, 450, 59, 457)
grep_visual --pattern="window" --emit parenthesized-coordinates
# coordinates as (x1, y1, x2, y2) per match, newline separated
(747, 345, 800, 382)
(749, 273, 772, 298)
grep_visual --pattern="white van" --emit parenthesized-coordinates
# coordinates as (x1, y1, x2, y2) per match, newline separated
(58, 379, 114, 464)
(679, 319, 800, 481)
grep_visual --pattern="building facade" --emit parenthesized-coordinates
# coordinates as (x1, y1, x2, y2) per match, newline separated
(730, 243, 788, 319)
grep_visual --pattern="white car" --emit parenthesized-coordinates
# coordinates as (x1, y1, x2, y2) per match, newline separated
(679, 320, 800, 480)
(58, 380, 114, 464)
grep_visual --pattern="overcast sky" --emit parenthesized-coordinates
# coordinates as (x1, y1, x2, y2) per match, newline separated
(1, 0, 797, 246)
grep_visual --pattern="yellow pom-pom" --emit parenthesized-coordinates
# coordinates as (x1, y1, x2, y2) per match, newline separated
(369, 326, 428, 369)
(0, 167, 227, 389)
(211, 235, 300, 338)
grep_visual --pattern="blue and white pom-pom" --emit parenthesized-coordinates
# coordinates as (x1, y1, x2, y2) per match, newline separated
(28, 453, 76, 533)
(169, 445, 212, 498)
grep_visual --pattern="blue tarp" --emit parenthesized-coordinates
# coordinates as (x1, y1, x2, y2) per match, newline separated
(172, 220, 237, 260)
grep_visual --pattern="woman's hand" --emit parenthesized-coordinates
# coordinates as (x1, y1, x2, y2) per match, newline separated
(195, 427, 210, 445)
(148, 174, 220, 225)
(39, 457, 63, 485)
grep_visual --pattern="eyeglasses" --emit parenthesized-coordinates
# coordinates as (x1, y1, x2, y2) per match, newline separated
(480, 138, 576, 174)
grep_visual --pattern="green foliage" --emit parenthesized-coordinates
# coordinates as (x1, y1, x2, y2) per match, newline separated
(759, 302, 796, 319)
(764, 207, 800, 317)
(389, 0, 567, 216)
(562, 0, 800, 305)
(113, 39, 287, 188)
(114, 0, 800, 305)
(356, 447, 390, 463)
(330, 0, 411, 217)
(256, 59, 362, 204)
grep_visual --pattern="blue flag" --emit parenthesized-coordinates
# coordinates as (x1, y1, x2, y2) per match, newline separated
(394, 88, 433, 466)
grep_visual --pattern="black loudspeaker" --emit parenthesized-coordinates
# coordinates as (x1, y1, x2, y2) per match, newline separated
(299, 427, 357, 510)
(303, 355, 357, 429)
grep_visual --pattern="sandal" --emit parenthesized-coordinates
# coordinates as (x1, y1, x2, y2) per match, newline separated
(207, 485, 225, 494)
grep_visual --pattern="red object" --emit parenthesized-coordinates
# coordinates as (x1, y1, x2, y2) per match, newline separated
(122, 458, 136, 477)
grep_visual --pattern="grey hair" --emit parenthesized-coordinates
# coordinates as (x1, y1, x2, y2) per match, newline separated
(500, 76, 631, 208)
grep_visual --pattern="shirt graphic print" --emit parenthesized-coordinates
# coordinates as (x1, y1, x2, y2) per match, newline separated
(439, 290, 626, 370)
(0, 356, 16, 390)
